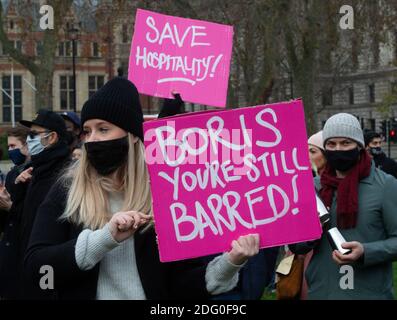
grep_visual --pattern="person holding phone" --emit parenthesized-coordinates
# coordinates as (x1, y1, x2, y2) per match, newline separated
(290, 113, 397, 299)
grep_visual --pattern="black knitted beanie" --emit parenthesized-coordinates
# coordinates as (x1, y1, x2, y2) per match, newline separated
(81, 77, 144, 141)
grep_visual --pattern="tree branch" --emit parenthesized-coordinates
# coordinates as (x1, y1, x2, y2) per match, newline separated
(0, 3, 39, 74)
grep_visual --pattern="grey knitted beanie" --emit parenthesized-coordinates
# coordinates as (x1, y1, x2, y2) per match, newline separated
(322, 113, 364, 147)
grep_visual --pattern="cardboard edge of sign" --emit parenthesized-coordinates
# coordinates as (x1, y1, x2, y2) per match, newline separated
(130, 8, 235, 109)
(144, 97, 316, 263)
(143, 98, 304, 130)
(158, 233, 323, 263)
(136, 8, 235, 31)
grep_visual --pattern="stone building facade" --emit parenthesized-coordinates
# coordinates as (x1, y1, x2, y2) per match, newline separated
(0, 0, 161, 127)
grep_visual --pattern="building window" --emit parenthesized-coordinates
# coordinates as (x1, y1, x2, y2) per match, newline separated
(73, 41, 78, 56)
(58, 42, 67, 56)
(322, 87, 333, 106)
(58, 41, 78, 57)
(92, 42, 99, 57)
(2, 75, 22, 122)
(59, 75, 75, 110)
(119, 61, 128, 77)
(122, 24, 128, 43)
(14, 40, 22, 52)
(36, 41, 43, 56)
(369, 84, 375, 103)
(88, 76, 105, 97)
(391, 81, 397, 95)
(369, 118, 376, 131)
(9, 20, 14, 29)
(349, 87, 354, 105)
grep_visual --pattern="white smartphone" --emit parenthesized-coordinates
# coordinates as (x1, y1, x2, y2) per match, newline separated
(327, 227, 352, 255)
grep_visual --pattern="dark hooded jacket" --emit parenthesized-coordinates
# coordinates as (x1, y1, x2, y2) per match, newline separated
(0, 141, 70, 299)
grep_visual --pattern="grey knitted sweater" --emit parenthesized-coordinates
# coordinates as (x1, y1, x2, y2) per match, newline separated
(75, 194, 243, 300)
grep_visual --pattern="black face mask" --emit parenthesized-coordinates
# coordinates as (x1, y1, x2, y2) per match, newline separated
(369, 147, 383, 157)
(85, 136, 129, 176)
(325, 148, 360, 172)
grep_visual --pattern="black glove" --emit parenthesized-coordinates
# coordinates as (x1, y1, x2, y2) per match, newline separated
(158, 93, 185, 118)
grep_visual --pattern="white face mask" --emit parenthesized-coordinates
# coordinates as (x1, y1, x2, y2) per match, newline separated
(26, 133, 50, 156)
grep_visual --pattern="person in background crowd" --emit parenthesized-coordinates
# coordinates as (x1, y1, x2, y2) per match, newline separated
(60, 111, 82, 152)
(0, 126, 31, 299)
(4, 126, 31, 197)
(364, 130, 397, 179)
(0, 126, 31, 231)
(24, 77, 260, 300)
(290, 113, 397, 299)
(308, 131, 326, 176)
(0, 149, 4, 189)
(0, 110, 70, 299)
(71, 142, 83, 162)
(298, 130, 327, 300)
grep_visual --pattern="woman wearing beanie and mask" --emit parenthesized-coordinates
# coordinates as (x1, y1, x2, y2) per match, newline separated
(24, 77, 260, 300)
(290, 113, 397, 299)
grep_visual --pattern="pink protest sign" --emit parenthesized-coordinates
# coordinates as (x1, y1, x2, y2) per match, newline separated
(144, 99, 322, 262)
(129, 9, 233, 108)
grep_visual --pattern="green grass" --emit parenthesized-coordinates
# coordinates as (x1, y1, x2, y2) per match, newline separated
(261, 287, 276, 300)
(262, 263, 397, 300)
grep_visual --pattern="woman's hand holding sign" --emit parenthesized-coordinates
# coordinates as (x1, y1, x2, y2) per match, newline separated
(109, 211, 151, 243)
(227, 234, 260, 265)
(158, 90, 185, 119)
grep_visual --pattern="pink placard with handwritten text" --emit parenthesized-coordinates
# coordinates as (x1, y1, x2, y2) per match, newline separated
(144, 99, 322, 262)
(129, 9, 233, 108)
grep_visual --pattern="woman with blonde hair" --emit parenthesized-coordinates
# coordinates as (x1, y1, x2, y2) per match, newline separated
(308, 131, 326, 176)
(24, 77, 259, 300)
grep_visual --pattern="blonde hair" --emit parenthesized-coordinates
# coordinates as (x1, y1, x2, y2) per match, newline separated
(60, 133, 153, 230)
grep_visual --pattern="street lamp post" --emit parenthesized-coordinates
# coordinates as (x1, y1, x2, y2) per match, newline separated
(68, 27, 79, 113)
(11, 61, 15, 127)
(387, 119, 391, 157)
